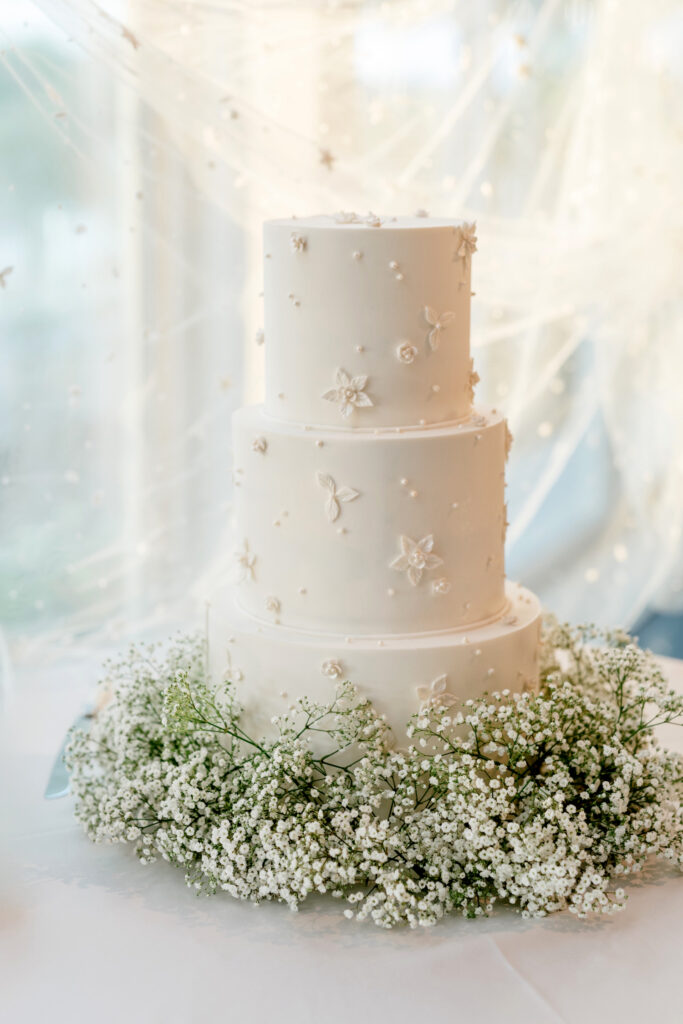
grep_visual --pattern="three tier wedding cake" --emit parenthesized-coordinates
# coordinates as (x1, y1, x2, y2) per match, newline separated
(209, 213, 541, 737)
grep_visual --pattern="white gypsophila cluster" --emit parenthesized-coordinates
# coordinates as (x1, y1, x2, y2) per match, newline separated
(66, 620, 683, 930)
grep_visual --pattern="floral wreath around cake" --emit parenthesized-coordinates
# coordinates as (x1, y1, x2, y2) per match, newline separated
(67, 617, 683, 929)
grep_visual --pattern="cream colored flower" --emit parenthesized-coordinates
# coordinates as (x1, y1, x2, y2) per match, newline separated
(416, 674, 455, 708)
(290, 233, 307, 253)
(424, 307, 455, 351)
(265, 595, 280, 614)
(456, 221, 478, 262)
(468, 358, 480, 402)
(390, 534, 444, 586)
(396, 341, 418, 365)
(234, 539, 256, 582)
(252, 436, 268, 454)
(321, 659, 343, 679)
(316, 473, 359, 523)
(334, 211, 359, 224)
(322, 368, 373, 417)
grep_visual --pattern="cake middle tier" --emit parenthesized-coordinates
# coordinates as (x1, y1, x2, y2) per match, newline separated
(232, 405, 507, 635)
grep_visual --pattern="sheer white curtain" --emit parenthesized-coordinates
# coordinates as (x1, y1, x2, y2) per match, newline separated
(1, 0, 681, 663)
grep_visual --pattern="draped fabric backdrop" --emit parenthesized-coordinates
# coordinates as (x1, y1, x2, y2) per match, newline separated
(1, 0, 681, 667)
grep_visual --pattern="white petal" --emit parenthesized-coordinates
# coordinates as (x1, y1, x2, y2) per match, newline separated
(439, 311, 455, 326)
(424, 553, 444, 570)
(427, 327, 440, 351)
(416, 686, 430, 702)
(407, 565, 422, 586)
(353, 392, 373, 408)
(351, 375, 367, 391)
(424, 305, 437, 326)
(336, 368, 350, 387)
(336, 487, 359, 503)
(400, 535, 415, 556)
(432, 674, 448, 694)
(326, 496, 341, 522)
(316, 472, 336, 493)
(340, 401, 353, 417)
(390, 554, 410, 571)
(419, 535, 435, 553)
(322, 388, 340, 402)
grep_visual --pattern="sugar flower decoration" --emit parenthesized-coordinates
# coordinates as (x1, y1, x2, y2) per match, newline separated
(431, 577, 451, 595)
(252, 436, 268, 454)
(322, 368, 373, 417)
(396, 341, 418, 365)
(265, 596, 280, 615)
(468, 358, 480, 402)
(321, 659, 344, 679)
(316, 473, 359, 523)
(363, 211, 384, 228)
(424, 307, 455, 351)
(456, 222, 478, 262)
(416, 674, 455, 708)
(290, 233, 307, 253)
(390, 534, 444, 586)
(334, 211, 360, 224)
(234, 539, 256, 582)
(504, 422, 513, 460)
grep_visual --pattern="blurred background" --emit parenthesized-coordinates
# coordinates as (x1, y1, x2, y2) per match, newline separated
(1, 0, 682, 678)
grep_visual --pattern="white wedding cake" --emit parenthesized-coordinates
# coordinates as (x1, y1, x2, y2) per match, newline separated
(209, 213, 541, 737)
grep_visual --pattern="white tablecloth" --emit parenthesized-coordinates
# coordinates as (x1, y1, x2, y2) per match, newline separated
(2, 649, 682, 1024)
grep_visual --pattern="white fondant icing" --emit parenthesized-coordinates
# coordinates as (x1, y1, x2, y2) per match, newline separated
(231, 406, 507, 634)
(263, 216, 473, 427)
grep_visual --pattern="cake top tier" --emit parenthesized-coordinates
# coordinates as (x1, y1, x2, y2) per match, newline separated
(263, 214, 478, 429)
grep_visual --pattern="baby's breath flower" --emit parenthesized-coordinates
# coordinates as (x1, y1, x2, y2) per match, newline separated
(67, 621, 683, 930)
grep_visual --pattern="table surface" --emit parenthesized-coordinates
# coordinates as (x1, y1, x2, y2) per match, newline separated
(2, 647, 682, 1024)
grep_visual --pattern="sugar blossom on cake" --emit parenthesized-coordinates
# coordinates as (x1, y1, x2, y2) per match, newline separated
(334, 211, 360, 224)
(363, 211, 384, 228)
(234, 539, 256, 582)
(316, 472, 360, 523)
(265, 595, 280, 615)
(431, 577, 451, 595)
(390, 534, 444, 586)
(396, 341, 418, 365)
(416, 673, 455, 708)
(468, 358, 480, 402)
(290, 233, 307, 253)
(252, 436, 268, 454)
(322, 368, 373, 417)
(455, 221, 478, 276)
(424, 307, 455, 351)
(321, 659, 343, 679)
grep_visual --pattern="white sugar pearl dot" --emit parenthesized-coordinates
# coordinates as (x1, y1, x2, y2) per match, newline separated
(432, 384, 440, 393)
(389, 260, 399, 270)
(345, 636, 352, 643)
(278, 392, 285, 399)
(387, 587, 395, 597)
(273, 519, 280, 527)
(352, 250, 362, 260)
(315, 439, 324, 447)
(400, 477, 408, 486)
(451, 502, 459, 509)
(294, 299, 300, 307)
(377, 640, 385, 647)
(282, 509, 289, 517)
(409, 489, 418, 498)
(336, 527, 347, 535)
(280, 690, 288, 698)
(395, 273, 404, 281)
(356, 345, 365, 353)
(298, 587, 307, 595)
(487, 668, 495, 676)
(475, 648, 482, 656)
(287, 292, 293, 299)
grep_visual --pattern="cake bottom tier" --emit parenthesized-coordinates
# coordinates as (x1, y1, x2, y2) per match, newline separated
(209, 581, 541, 741)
